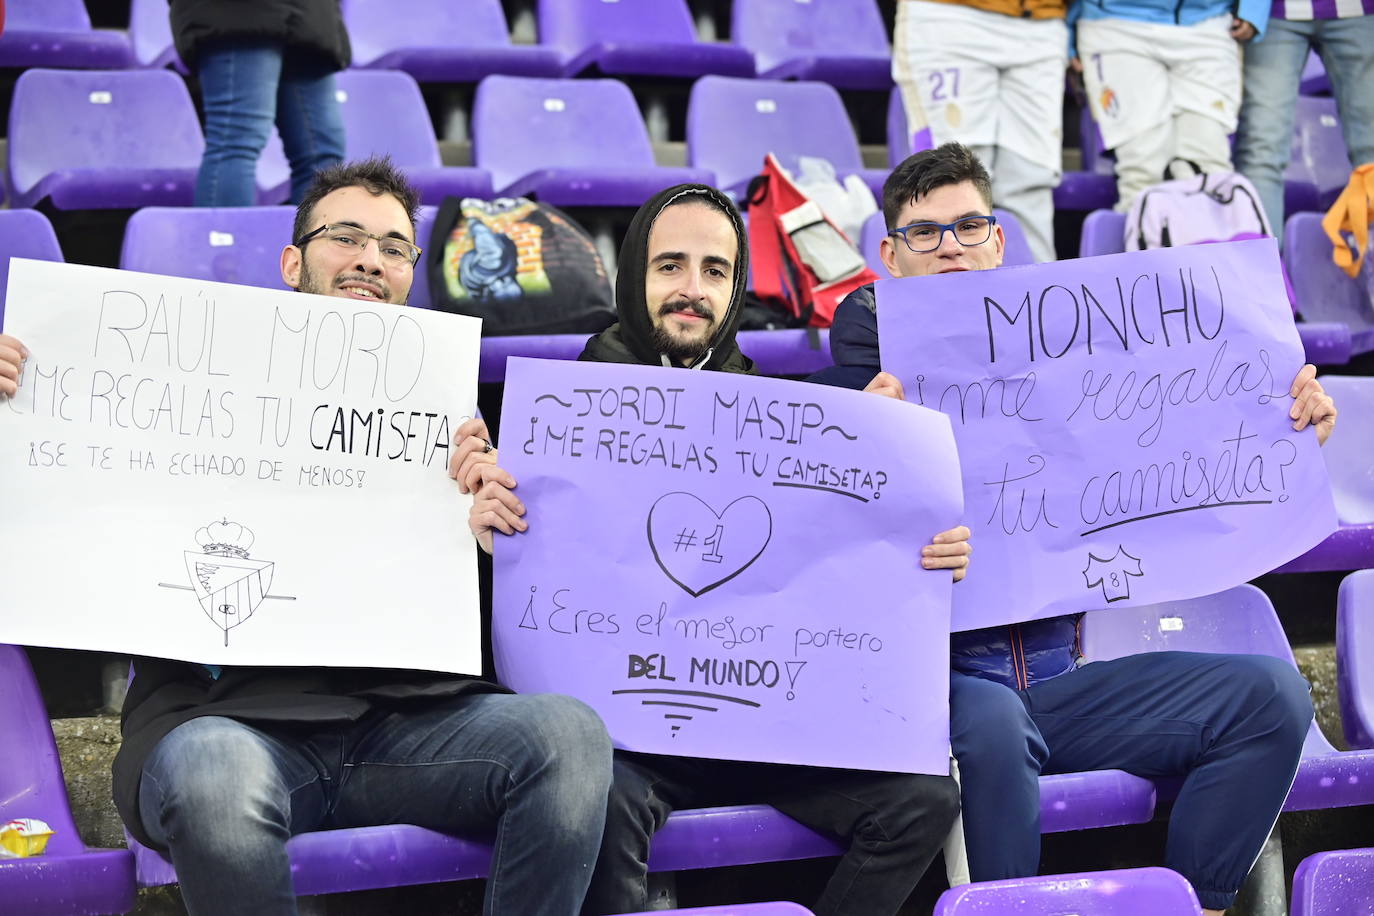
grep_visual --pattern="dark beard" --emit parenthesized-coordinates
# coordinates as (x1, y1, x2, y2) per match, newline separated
(648, 323, 713, 365)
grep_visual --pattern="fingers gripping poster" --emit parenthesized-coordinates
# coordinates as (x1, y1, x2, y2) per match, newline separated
(877, 239, 1338, 632)
(0, 259, 483, 673)
(494, 357, 963, 775)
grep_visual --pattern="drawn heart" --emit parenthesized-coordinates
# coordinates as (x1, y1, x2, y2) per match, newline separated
(647, 493, 773, 597)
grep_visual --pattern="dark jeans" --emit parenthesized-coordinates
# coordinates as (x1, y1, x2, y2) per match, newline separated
(950, 651, 1312, 911)
(139, 693, 613, 916)
(582, 753, 960, 916)
(194, 40, 346, 206)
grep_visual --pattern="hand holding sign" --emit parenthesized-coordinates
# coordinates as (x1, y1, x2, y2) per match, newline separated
(0, 333, 26, 398)
(1288, 364, 1337, 444)
(450, 416, 498, 494)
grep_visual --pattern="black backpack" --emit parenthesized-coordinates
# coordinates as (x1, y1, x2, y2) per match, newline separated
(425, 196, 615, 335)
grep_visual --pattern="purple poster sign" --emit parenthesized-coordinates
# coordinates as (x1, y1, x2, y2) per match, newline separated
(494, 357, 963, 775)
(878, 239, 1338, 632)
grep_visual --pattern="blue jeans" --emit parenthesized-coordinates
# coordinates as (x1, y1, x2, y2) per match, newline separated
(195, 40, 346, 206)
(582, 753, 960, 916)
(1234, 15, 1374, 233)
(950, 652, 1312, 912)
(138, 693, 613, 916)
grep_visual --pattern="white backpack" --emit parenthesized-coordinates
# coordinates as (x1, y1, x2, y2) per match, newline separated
(1124, 169, 1272, 251)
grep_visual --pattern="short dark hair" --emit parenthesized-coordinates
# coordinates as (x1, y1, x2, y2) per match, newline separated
(882, 142, 993, 229)
(292, 156, 422, 246)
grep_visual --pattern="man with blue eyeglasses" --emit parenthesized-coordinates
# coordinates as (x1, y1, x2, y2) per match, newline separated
(817, 142, 1336, 915)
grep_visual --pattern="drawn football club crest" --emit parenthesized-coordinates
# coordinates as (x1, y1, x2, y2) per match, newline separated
(159, 520, 295, 645)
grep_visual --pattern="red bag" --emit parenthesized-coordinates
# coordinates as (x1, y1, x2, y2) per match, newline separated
(746, 153, 878, 328)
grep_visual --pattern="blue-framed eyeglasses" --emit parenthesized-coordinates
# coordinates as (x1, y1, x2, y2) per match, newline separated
(888, 215, 997, 253)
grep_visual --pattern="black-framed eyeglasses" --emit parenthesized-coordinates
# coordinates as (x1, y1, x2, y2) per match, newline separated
(888, 215, 997, 253)
(295, 223, 422, 267)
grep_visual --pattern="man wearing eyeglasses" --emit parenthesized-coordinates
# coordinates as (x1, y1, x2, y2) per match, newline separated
(97, 157, 615, 916)
(820, 142, 1335, 916)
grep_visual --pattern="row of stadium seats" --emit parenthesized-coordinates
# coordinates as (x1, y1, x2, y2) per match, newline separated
(6, 0, 895, 88)
(4, 0, 1344, 100)
(5, 69, 884, 211)
(9, 574, 1374, 912)
(4, 65, 1354, 227)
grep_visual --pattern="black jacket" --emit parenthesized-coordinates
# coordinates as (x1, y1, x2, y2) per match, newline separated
(580, 183, 756, 375)
(170, 0, 351, 69)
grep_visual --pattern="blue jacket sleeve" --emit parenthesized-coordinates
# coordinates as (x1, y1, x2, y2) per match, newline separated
(1236, 0, 1272, 39)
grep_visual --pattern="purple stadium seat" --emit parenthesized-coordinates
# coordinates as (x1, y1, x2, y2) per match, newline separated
(333, 70, 493, 205)
(0, 645, 136, 915)
(344, 0, 562, 83)
(1078, 208, 1125, 258)
(1282, 212, 1374, 357)
(1083, 585, 1374, 813)
(1292, 848, 1374, 916)
(475, 330, 833, 383)
(687, 76, 888, 201)
(541, 0, 754, 79)
(731, 0, 892, 90)
(406, 205, 439, 309)
(119, 207, 296, 290)
(1054, 108, 1119, 212)
(7, 68, 202, 210)
(1080, 106, 1115, 177)
(1284, 96, 1353, 217)
(0, 0, 134, 70)
(119, 204, 441, 305)
(859, 208, 1035, 277)
(125, 804, 845, 897)
(1315, 377, 1374, 527)
(1278, 377, 1374, 571)
(1338, 571, 1374, 750)
(128, 0, 183, 70)
(0, 209, 64, 329)
(1299, 51, 1332, 96)
(933, 867, 1203, 915)
(886, 87, 934, 169)
(473, 75, 712, 206)
(613, 906, 814, 916)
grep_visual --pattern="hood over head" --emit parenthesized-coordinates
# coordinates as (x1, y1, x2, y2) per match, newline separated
(580, 184, 756, 374)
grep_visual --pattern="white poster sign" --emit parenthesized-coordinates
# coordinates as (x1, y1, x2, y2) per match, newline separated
(0, 259, 482, 673)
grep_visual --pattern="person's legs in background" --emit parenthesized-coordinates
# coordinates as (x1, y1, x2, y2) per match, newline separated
(195, 40, 284, 207)
(1076, 23, 1172, 212)
(1315, 15, 1374, 174)
(990, 22, 1067, 262)
(1235, 19, 1313, 234)
(275, 51, 346, 205)
(1165, 18, 1242, 176)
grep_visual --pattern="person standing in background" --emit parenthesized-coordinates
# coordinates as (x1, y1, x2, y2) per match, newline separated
(1234, 0, 1374, 237)
(890, 0, 1068, 263)
(171, 0, 348, 206)
(1072, 0, 1268, 213)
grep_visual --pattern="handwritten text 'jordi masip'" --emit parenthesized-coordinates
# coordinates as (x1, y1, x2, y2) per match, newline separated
(517, 384, 893, 502)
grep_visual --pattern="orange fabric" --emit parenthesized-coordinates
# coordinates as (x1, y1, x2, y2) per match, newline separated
(1322, 162, 1374, 279)
(904, 0, 1067, 22)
